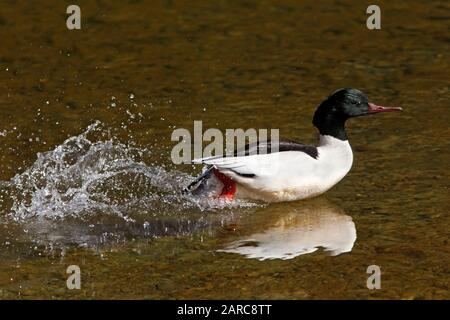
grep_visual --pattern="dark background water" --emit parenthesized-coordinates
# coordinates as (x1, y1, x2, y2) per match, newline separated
(0, 0, 448, 299)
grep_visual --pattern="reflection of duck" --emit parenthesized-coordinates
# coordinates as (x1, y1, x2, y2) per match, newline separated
(218, 199, 356, 260)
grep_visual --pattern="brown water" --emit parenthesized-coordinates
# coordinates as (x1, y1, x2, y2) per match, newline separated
(0, 0, 449, 299)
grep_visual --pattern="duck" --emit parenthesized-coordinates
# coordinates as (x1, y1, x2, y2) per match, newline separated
(184, 88, 402, 202)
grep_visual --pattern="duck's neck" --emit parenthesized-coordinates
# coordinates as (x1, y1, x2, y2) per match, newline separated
(314, 117, 348, 141)
(312, 103, 349, 141)
(317, 134, 354, 190)
(319, 134, 350, 147)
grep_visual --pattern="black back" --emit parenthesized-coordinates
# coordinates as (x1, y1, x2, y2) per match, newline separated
(234, 139, 318, 159)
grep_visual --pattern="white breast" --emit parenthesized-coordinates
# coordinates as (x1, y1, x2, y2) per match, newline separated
(314, 134, 353, 192)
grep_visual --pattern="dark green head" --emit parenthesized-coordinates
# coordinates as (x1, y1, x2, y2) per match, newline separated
(313, 88, 402, 140)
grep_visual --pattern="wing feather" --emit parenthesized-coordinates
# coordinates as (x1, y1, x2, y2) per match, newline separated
(191, 139, 319, 188)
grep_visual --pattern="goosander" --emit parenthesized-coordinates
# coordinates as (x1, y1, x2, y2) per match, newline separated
(185, 88, 402, 202)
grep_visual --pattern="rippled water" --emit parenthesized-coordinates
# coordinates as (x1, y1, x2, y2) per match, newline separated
(0, 0, 449, 299)
(1, 121, 260, 249)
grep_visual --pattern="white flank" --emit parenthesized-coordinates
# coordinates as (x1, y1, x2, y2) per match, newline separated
(194, 135, 353, 202)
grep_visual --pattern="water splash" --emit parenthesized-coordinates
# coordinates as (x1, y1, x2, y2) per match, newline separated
(0, 121, 261, 247)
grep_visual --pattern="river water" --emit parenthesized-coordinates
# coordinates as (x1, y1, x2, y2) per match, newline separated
(0, 0, 448, 299)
